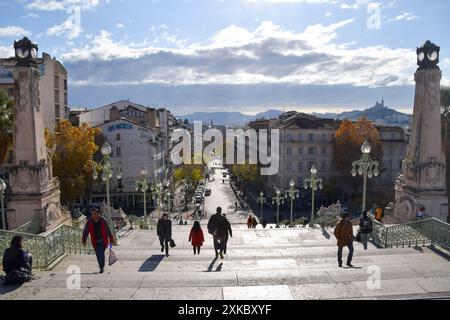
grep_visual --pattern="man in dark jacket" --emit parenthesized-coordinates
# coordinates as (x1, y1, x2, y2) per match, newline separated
(82, 209, 116, 273)
(157, 213, 172, 257)
(359, 211, 373, 250)
(333, 213, 354, 268)
(207, 207, 231, 259)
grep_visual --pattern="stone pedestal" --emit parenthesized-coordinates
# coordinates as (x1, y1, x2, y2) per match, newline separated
(393, 64, 447, 222)
(6, 40, 69, 232)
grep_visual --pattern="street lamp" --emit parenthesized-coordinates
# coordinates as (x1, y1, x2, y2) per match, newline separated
(304, 165, 323, 227)
(272, 189, 285, 228)
(93, 141, 123, 239)
(135, 167, 149, 227)
(285, 179, 299, 226)
(0, 178, 6, 230)
(257, 191, 266, 220)
(351, 140, 379, 212)
(151, 182, 163, 219)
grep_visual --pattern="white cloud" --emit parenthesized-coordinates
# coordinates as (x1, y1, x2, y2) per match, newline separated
(61, 20, 417, 89)
(116, 23, 125, 28)
(0, 45, 14, 57)
(0, 26, 31, 37)
(388, 11, 419, 23)
(46, 19, 82, 39)
(26, 0, 109, 11)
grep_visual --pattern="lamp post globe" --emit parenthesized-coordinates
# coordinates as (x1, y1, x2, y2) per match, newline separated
(361, 140, 371, 154)
(0, 179, 6, 193)
(101, 142, 112, 156)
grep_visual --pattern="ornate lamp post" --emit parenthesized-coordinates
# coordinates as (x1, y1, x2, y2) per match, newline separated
(92, 141, 123, 239)
(257, 191, 266, 220)
(0, 178, 6, 230)
(351, 140, 379, 212)
(304, 165, 323, 227)
(152, 182, 163, 219)
(135, 167, 149, 220)
(285, 179, 299, 226)
(272, 189, 285, 228)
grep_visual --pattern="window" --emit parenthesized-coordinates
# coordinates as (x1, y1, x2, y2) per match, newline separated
(308, 133, 315, 142)
(116, 134, 121, 141)
(321, 133, 326, 141)
(286, 133, 292, 141)
(298, 134, 303, 141)
(321, 161, 327, 171)
(64, 79, 67, 91)
(54, 104, 60, 119)
(116, 146, 122, 157)
(54, 75, 59, 89)
(286, 147, 292, 155)
(308, 161, 315, 171)
(386, 160, 392, 169)
(54, 89, 60, 104)
(308, 147, 316, 156)
(286, 162, 292, 172)
(297, 161, 304, 172)
(321, 147, 327, 155)
(298, 147, 304, 155)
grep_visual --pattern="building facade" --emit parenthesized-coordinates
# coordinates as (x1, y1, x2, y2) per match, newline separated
(248, 112, 408, 195)
(0, 52, 68, 132)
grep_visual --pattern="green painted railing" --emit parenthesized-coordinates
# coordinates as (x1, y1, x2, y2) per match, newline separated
(368, 214, 450, 251)
(0, 224, 94, 271)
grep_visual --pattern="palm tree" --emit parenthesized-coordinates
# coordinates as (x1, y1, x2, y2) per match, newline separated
(0, 91, 13, 166)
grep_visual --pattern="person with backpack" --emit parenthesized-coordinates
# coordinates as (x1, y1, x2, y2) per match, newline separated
(2, 236, 33, 285)
(157, 213, 172, 257)
(189, 221, 205, 255)
(207, 207, 232, 259)
(333, 213, 354, 268)
(82, 209, 116, 274)
(359, 211, 373, 250)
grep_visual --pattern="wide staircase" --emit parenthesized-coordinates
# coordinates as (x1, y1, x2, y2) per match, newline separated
(2, 222, 450, 300)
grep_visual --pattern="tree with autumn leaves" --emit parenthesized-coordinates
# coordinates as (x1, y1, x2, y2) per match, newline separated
(333, 117, 385, 212)
(0, 91, 13, 166)
(45, 120, 100, 208)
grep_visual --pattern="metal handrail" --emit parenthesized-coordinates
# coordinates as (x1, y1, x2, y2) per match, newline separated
(0, 224, 93, 271)
(367, 213, 450, 251)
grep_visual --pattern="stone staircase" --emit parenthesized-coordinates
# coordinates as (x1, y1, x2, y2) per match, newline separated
(2, 224, 450, 300)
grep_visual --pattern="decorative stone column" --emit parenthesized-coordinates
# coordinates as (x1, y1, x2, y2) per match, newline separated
(6, 37, 70, 232)
(392, 41, 448, 222)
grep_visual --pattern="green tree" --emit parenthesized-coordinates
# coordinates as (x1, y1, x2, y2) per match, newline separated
(45, 120, 100, 207)
(441, 86, 450, 222)
(0, 91, 13, 166)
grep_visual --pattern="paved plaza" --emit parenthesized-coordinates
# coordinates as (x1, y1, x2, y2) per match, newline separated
(2, 224, 450, 300)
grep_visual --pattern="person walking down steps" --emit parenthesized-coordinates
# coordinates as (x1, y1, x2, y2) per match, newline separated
(157, 213, 172, 257)
(189, 221, 205, 255)
(333, 213, 354, 268)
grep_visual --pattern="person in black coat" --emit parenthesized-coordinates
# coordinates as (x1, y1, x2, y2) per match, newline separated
(359, 211, 373, 250)
(2, 236, 33, 285)
(207, 207, 232, 259)
(157, 213, 172, 257)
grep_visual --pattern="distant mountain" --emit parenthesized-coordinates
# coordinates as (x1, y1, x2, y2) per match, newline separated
(177, 101, 411, 127)
(314, 100, 412, 127)
(177, 109, 283, 126)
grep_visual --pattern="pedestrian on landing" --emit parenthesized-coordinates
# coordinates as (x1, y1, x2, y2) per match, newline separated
(247, 215, 253, 229)
(359, 211, 373, 250)
(416, 207, 426, 220)
(234, 201, 238, 211)
(375, 207, 383, 222)
(82, 209, 116, 274)
(157, 213, 172, 257)
(2, 236, 33, 285)
(252, 216, 258, 229)
(189, 221, 205, 255)
(333, 213, 354, 268)
(207, 207, 232, 259)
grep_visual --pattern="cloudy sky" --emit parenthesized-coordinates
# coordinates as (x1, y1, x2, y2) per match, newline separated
(0, 0, 449, 115)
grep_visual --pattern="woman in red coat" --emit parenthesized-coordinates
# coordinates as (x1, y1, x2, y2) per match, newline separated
(189, 221, 205, 255)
